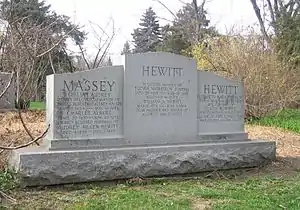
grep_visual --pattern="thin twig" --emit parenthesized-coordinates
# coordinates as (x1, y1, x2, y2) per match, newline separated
(0, 142, 13, 155)
(0, 72, 14, 100)
(49, 53, 56, 74)
(78, 43, 91, 69)
(0, 191, 17, 204)
(36, 27, 76, 58)
(17, 109, 39, 146)
(62, 48, 75, 73)
(0, 125, 49, 150)
(97, 20, 115, 67)
(152, 0, 177, 18)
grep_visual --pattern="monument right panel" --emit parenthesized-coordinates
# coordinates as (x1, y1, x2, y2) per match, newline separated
(197, 71, 245, 135)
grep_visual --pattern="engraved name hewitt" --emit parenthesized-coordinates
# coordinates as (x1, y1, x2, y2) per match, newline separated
(142, 65, 184, 77)
(203, 84, 239, 95)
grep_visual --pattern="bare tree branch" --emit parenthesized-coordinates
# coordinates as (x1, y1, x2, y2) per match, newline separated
(249, 0, 271, 43)
(266, 0, 276, 27)
(97, 22, 115, 67)
(0, 125, 49, 150)
(36, 27, 76, 58)
(13, 25, 35, 59)
(152, 0, 177, 18)
(18, 60, 36, 99)
(49, 53, 56, 74)
(78, 43, 91, 69)
(76, 18, 115, 69)
(0, 72, 14, 100)
(91, 23, 108, 68)
(62, 48, 75, 73)
(17, 109, 39, 146)
(0, 190, 17, 204)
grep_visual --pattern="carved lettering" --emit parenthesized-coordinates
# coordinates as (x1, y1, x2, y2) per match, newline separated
(63, 79, 116, 92)
(134, 81, 190, 117)
(198, 83, 243, 122)
(142, 65, 183, 78)
(55, 78, 121, 138)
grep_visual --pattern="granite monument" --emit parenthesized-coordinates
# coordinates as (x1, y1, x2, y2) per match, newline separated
(9, 52, 276, 186)
(0, 72, 15, 110)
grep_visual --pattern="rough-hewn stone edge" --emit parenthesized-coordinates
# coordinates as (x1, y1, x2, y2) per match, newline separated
(9, 140, 276, 187)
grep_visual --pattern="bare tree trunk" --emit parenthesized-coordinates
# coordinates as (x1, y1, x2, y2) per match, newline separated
(35, 82, 39, 101)
(249, 0, 271, 44)
(16, 70, 19, 103)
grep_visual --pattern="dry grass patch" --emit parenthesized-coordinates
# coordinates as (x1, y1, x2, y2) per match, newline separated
(0, 111, 46, 169)
(246, 124, 300, 157)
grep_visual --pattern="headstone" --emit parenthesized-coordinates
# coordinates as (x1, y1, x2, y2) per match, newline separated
(197, 71, 248, 141)
(9, 53, 276, 187)
(0, 72, 15, 110)
(46, 66, 124, 150)
(124, 52, 198, 145)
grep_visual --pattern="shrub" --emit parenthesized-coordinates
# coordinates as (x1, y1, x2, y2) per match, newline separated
(192, 33, 300, 118)
(15, 99, 30, 110)
(0, 169, 18, 191)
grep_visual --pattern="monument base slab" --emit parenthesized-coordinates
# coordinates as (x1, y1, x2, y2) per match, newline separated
(9, 140, 276, 187)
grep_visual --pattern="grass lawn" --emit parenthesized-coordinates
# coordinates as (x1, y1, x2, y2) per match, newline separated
(1, 171, 300, 209)
(249, 109, 300, 133)
(29, 101, 45, 110)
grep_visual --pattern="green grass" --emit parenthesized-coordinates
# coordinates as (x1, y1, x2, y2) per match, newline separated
(71, 188, 190, 210)
(249, 109, 300, 133)
(29, 101, 45, 110)
(0, 169, 18, 192)
(2, 173, 300, 209)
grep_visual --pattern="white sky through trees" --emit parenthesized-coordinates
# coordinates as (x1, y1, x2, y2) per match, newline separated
(46, 0, 258, 65)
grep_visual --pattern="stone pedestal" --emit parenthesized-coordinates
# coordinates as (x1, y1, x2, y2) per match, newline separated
(9, 140, 275, 187)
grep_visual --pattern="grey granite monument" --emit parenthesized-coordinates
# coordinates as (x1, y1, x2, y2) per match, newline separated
(9, 52, 276, 187)
(0, 72, 15, 111)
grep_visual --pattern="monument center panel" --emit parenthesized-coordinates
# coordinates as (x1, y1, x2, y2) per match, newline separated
(124, 52, 198, 141)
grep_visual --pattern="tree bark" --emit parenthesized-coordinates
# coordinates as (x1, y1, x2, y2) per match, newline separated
(249, 0, 271, 44)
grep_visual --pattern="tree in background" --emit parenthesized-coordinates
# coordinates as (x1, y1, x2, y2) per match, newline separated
(75, 19, 115, 71)
(121, 41, 132, 55)
(106, 56, 113, 66)
(0, 0, 85, 42)
(131, 7, 162, 53)
(0, 0, 86, 101)
(157, 24, 191, 55)
(173, 0, 217, 44)
(250, 0, 300, 67)
(152, 0, 218, 56)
